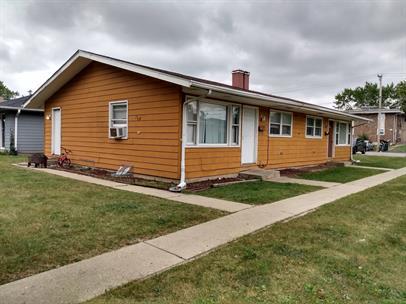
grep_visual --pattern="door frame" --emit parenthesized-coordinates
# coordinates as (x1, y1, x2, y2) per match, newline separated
(51, 107, 62, 155)
(241, 105, 259, 164)
(327, 119, 336, 158)
(0, 113, 5, 149)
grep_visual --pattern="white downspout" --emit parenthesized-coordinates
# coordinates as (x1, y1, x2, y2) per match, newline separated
(170, 91, 212, 192)
(170, 100, 188, 192)
(350, 120, 355, 163)
(14, 109, 21, 151)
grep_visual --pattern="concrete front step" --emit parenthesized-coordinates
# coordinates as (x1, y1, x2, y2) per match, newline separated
(240, 168, 280, 180)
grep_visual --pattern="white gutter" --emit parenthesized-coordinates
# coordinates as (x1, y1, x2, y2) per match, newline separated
(0, 106, 43, 112)
(14, 109, 21, 151)
(190, 81, 370, 122)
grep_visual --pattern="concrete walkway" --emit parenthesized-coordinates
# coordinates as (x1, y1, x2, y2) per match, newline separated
(366, 151, 406, 157)
(2, 166, 405, 304)
(345, 164, 394, 171)
(266, 176, 341, 188)
(16, 165, 251, 213)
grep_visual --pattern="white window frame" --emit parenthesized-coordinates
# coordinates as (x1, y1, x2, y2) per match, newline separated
(305, 115, 323, 139)
(230, 105, 241, 146)
(269, 110, 293, 138)
(109, 100, 128, 139)
(184, 97, 241, 148)
(335, 121, 351, 146)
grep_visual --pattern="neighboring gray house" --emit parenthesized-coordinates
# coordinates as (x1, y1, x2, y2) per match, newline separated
(0, 95, 44, 153)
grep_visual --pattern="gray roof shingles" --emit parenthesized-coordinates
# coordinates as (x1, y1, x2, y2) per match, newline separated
(0, 95, 31, 109)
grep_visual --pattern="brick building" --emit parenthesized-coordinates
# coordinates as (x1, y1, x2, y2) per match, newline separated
(347, 108, 406, 144)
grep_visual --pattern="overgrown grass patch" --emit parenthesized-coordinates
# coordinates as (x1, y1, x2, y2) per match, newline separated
(195, 180, 321, 205)
(89, 175, 406, 304)
(0, 155, 225, 284)
(297, 166, 383, 183)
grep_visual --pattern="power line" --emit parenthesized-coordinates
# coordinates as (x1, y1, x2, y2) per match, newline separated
(272, 72, 406, 94)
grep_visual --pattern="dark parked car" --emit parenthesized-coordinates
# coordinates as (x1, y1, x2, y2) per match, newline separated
(353, 138, 367, 154)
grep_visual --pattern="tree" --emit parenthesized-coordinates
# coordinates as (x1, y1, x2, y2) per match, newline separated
(334, 81, 400, 110)
(394, 81, 406, 113)
(0, 81, 19, 100)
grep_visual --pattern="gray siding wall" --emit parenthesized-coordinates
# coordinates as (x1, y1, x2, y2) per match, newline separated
(17, 112, 44, 153)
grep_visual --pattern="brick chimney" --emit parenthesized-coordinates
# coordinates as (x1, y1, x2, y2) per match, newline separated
(232, 69, 250, 90)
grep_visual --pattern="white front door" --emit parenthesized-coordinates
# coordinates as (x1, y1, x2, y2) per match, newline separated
(241, 106, 258, 164)
(52, 108, 61, 155)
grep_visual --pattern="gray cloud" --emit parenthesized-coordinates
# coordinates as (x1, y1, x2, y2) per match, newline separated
(1, 0, 405, 106)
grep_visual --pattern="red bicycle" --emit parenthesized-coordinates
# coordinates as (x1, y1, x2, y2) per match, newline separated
(57, 147, 72, 168)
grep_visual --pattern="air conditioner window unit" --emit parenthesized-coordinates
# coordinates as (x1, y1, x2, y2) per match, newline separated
(110, 127, 126, 138)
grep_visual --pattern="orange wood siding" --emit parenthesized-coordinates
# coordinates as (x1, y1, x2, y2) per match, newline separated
(185, 147, 242, 180)
(184, 107, 343, 180)
(333, 146, 351, 161)
(44, 62, 182, 179)
(265, 112, 329, 168)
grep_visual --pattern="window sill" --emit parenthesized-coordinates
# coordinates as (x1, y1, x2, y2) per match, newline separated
(269, 134, 292, 138)
(305, 136, 323, 139)
(186, 144, 240, 148)
(336, 144, 350, 147)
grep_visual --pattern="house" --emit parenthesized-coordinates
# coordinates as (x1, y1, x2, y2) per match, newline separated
(0, 95, 44, 153)
(23, 50, 368, 188)
(347, 107, 406, 144)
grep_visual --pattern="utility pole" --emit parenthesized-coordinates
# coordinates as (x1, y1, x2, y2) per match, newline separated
(376, 74, 382, 149)
(377, 74, 383, 146)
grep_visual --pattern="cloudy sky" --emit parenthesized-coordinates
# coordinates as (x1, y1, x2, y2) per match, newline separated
(1, 0, 405, 107)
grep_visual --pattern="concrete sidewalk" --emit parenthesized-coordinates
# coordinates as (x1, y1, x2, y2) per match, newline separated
(2, 167, 405, 304)
(366, 151, 406, 157)
(16, 165, 251, 213)
(266, 176, 341, 188)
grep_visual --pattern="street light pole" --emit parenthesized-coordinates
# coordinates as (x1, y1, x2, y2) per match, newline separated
(377, 74, 383, 146)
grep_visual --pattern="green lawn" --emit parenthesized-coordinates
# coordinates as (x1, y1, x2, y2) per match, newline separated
(0, 155, 225, 284)
(354, 155, 406, 169)
(390, 144, 406, 153)
(297, 166, 383, 183)
(89, 175, 406, 304)
(195, 181, 321, 205)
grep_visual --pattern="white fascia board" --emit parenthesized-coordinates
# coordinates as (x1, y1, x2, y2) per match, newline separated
(84, 52, 192, 88)
(24, 50, 193, 109)
(190, 81, 371, 122)
(23, 51, 86, 109)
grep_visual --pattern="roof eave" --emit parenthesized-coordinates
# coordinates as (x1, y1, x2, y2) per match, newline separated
(0, 106, 44, 112)
(190, 81, 370, 122)
(24, 50, 193, 109)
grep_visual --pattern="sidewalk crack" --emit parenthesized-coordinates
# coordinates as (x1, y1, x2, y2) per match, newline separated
(143, 241, 186, 261)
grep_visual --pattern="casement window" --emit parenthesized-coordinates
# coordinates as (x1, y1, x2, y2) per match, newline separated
(185, 99, 241, 146)
(306, 116, 323, 138)
(335, 122, 351, 145)
(186, 102, 198, 144)
(231, 106, 240, 145)
(109, 101, 128, 137)
(269, 111, 292, 136)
